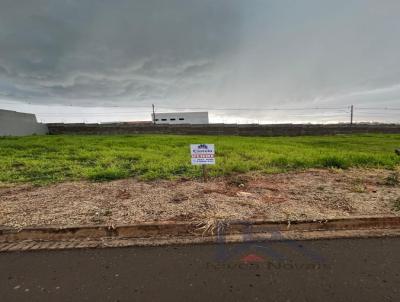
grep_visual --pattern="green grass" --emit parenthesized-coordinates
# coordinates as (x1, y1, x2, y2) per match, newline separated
(0, 134, 399, 185)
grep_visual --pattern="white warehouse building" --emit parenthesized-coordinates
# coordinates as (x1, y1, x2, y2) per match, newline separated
(152, 112, 209, 125)
(0, 109, 48, 136)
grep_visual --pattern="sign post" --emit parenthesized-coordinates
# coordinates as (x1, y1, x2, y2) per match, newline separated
(190, 144, 215, 182)
(202, 164, 208, 182)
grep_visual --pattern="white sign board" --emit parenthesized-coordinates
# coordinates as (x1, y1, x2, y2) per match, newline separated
(190, 144, 215, 165)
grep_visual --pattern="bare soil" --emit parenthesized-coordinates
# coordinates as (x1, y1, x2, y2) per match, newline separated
(1, 169, 399, 228)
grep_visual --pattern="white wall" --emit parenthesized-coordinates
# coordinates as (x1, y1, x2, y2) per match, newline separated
(152, 112, 209, 124)
(0, 109, 48, 136)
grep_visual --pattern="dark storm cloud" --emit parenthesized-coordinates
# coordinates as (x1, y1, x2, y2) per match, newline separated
(0, 0, 400, 114)
(0, 0, 242, 105)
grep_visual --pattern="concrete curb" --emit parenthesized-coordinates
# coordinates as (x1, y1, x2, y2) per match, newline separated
(1, 216, 400, 244)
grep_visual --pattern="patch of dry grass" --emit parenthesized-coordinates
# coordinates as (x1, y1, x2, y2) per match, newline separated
(1, 168, 399, 228)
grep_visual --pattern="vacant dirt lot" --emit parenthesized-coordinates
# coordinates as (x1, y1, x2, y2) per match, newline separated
(1, 169, 399, 228)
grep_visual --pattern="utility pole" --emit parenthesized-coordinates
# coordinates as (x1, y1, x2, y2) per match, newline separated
(350, 105, 354, 125)
(152, 104, 156, 125)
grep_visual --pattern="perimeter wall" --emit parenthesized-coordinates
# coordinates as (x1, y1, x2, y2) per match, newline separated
(47, 123, 400, 136)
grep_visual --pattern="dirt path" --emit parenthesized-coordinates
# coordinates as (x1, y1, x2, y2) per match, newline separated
(1, 169, 399, 228)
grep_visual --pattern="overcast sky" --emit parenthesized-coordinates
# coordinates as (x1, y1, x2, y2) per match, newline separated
(0, 0, 399, 123)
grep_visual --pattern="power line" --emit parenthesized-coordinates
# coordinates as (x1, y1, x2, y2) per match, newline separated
(156, 106, 348, 111)
(356, 107, 400, 110)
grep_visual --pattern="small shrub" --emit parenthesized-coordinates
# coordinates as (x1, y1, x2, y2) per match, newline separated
(384, 172, 399, 186)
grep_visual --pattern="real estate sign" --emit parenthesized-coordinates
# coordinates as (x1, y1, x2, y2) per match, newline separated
(190, 144, 215, 165)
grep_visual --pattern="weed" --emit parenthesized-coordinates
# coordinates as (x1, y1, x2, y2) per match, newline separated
(103, 209, 112, 216)
(392, 198, 400, 212)
(352, 184, 366, 193)
(384, 172, 399, 186)
(227, 174, 249, 187)
(351, 178, 367, 193)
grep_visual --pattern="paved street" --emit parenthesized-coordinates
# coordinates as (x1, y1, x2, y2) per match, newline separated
(1, 237, 399, 301)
